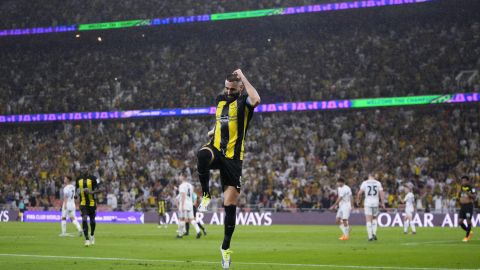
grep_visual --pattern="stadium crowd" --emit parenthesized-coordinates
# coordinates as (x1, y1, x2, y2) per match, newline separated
(1, 104, 479, 213)
(1, 0, 349, 29)
(1, 2, 479, 115)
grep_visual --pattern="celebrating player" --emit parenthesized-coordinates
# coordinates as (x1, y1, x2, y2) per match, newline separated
(196, 69, 260, 269)
(59, 176, 83, 237)
(176, 174, 202, 239)
(458, 175, 476, 242)
(356, 174, 385, 241)
(76, 169, 102, 247)
(329, 178, 353, 240)
(400, 186, 416, 234)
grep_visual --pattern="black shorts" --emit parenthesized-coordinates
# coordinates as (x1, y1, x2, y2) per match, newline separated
(80, 205, 97, 218)
(459, 203, 474, 220)
(203, 145, 243, 193)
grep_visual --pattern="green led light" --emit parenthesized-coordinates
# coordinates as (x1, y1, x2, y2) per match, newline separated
(79, 19, 150, 31)
(351, 95, 442, 108)
(211, 8, 283, 21)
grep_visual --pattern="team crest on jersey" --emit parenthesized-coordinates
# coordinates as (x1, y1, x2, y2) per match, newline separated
(219, 115, 229, 123)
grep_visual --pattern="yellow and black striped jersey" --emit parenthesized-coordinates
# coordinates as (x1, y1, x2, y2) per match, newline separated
(211, 93, 254, 160)
(459, 185, 476, 199)
(158, 200, 166, 214)
(76, 175, 99, 207)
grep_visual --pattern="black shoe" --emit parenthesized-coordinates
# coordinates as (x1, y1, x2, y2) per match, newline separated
(202, 229, 207, 236)
(184, 233, 189, 236)
(373, 235, 378, 240)
(176, 235, 183, 239)
(196, 232, 202, 239)
(368, 238, 374, 241)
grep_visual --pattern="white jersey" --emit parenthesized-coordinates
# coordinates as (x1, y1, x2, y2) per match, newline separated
(63, 184, 76, 210)
(338, 185, 352, 208)
(404, 192, 415, 210)
(360, 179, 383, 207)
(178, 182, 194, 210)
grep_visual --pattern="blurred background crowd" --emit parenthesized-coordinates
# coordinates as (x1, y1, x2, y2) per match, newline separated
(0, 0, 479, 213)
(1, 0, 353, 29)
(1, 104, 479, 213)
(1, 0, 479, 115)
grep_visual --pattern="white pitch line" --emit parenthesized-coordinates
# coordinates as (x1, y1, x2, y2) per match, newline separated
(0, 253, 478, 270)
(401, 240, 466, 246)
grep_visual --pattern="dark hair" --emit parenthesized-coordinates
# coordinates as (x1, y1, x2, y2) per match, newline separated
(226, 73, 241, 82)
(65, 176, 72, 181)
(461, 175, 470, 181)
(337, 177, 345, 183)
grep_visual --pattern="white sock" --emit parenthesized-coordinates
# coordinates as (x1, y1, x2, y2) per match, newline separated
(61, 220, 67, 234)
(372, 219, 378, 235)
(178, 221, 186, 235)
(191, 221, 201, 234)
(366, 222, 373, 239)
(410, 221, 416, 233)
(339, 224, 345, 235)
(344, 225, 350, 237)
(72, 219, 82, 232)
(404, 220, 409, 233)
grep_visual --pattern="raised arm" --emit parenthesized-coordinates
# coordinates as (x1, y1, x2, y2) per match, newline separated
(233, 69, 261, 107)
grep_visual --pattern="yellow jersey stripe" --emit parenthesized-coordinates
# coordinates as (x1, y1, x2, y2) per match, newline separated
(213, 101, 227, 150)
(87, 179, 94, 206)
(226, 101, 238, 158)
(240, 108, 250, 160)
(79, 179, 85, 205)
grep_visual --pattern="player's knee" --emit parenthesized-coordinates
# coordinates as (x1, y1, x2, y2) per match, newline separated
(197, 148, 213, 172)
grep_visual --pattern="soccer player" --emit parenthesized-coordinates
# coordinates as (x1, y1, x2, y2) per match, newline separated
(196, 69, 260, 269)
(193, 191, 207, 236)
(76, 169, 102, 247)
(458, 175, 476, 242)
(176, 175, 202, 239)
(329, 178, 353, 240)
(60, 176, 83, 237)
(400, 186, 416, 234)
(157, 191, 168, 229)
(356, 174, 385, 241)
(186, 190, 207, 236)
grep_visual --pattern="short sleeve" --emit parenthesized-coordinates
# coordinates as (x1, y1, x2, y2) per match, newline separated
(244, 94, 255, 109)
(92, 175, 99, 189)
(360, 182, 365, 191)
(377, 182, 383, 191)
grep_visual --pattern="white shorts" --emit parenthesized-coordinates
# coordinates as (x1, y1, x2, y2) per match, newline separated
(61, 207, 76, 220)
(178, 210, 194, 220)
(336, 206, 351, 220)
(364, 206, 379, 217)
(405, 207, 414, 218)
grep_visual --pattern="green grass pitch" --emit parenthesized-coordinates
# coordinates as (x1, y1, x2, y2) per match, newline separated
(0, 222, 478, 269)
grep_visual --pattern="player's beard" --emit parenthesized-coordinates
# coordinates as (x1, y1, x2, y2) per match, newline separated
(225, 92, 240, 102)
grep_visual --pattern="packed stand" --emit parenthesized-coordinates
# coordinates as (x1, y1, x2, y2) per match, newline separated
(1, 2, 479, 115)
(0, 104, 478, 213)
(0, 0, 350, 29)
